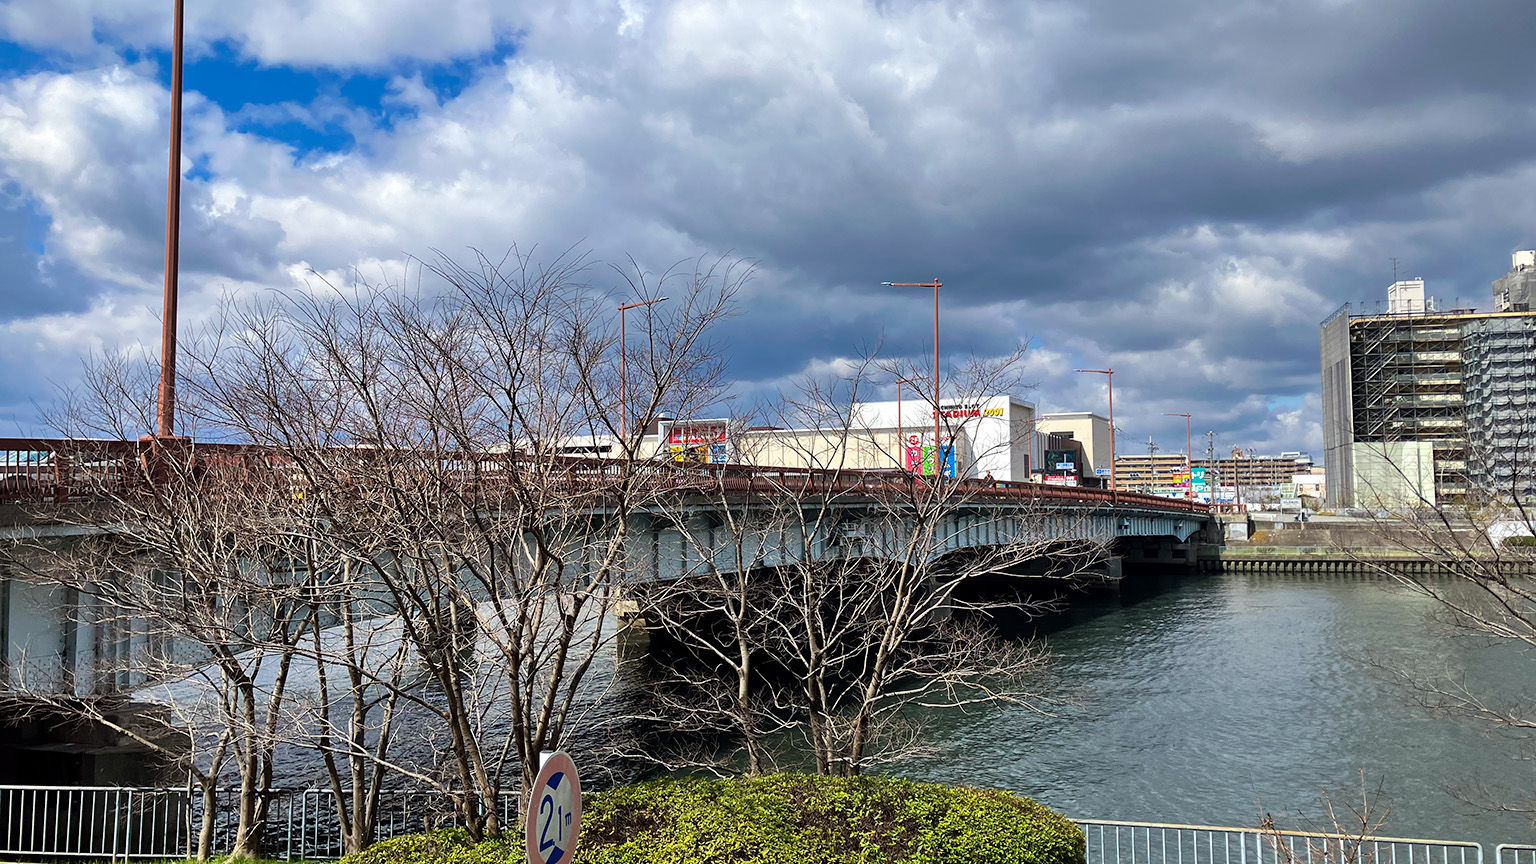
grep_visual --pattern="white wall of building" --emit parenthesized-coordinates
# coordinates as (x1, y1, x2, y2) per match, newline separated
(852, 394, 1036, 481)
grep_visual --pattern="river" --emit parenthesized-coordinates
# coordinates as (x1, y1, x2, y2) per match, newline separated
(894, 570, 1534, 847)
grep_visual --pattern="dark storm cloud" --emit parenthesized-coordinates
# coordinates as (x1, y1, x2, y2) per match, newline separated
(4, 0, 1536, 453)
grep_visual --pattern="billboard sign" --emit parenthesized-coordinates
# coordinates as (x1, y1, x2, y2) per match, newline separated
(1044, 449, 1079, 476)
(1044, 475, 1078, 487)
(667, 420, 730, 464)
(904, 432, 956, 477)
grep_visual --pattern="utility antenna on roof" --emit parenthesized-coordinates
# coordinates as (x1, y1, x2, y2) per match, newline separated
(1391, 257, 1400, 283)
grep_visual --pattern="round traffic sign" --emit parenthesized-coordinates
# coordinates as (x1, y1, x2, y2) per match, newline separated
(525, 752, 581, 864)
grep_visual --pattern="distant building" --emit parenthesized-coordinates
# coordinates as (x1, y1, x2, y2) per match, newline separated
(1113, 453, 1191, 497)
(1033, 413, 1112, 483)
(1192, 453, 1315, 501)
(1320, 255, 1536, 508)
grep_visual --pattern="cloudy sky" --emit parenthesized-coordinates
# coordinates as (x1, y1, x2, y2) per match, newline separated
(2, 0, 1535, 456)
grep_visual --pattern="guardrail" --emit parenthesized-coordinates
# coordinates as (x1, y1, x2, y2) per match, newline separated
(1078, 819, 1483, 864)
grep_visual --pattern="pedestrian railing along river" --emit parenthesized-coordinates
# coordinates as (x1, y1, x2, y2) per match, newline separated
(1076, 820, 1482, 864)
(0, 785, 518, 860)
(1498, 847, 1536, 864)
(0, 787, 1505, 862)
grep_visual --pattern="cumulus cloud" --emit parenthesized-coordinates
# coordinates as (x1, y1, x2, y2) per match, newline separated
(2, 0, 1536, 452)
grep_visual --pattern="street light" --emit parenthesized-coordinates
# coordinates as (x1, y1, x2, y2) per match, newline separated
(156, 0, 187, 439)
(894, 376, 921, 472)
(1074, 368, 1115, 502)
(882, 279, 942, 475)
(1163, 412, 1192, 504)
(617, 297, 668, 440)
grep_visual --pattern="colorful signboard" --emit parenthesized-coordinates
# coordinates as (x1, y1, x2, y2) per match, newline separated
(1192, 465, 1209, 500)
(1043, 475, 1078, 487)
(667, 420, 730, 464)
(903, 432, 955, 477)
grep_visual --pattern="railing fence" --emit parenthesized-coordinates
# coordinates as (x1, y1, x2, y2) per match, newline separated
(0, 790, 1511, 862)
(1497, 846, 1536, 864)
(0, 786, 518, 860)
(1079, 820, 1483, 864)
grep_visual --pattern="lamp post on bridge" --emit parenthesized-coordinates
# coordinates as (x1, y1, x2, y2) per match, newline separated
(1163, 412, 1192, 505)
(1074, 368, 1115, 503)
(618, 297, 668, 441)
(154, 0, 186, 441)
(881, 279, 942, 476)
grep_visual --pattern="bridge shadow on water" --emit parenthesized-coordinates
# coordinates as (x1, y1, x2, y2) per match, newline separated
(955, 563, 1214, 642)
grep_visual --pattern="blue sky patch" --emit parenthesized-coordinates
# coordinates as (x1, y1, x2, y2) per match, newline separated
(112, 39, 518, 161)
(0, 39, 59, 77)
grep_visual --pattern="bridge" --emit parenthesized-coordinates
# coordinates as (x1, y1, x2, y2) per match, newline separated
(1, 435, 1218, 586)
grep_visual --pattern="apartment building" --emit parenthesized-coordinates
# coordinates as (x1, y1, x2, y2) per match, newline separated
(1320, 254, 1536, 508)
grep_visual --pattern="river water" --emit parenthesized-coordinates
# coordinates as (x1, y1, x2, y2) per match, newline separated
(893, 571, 1534, 847)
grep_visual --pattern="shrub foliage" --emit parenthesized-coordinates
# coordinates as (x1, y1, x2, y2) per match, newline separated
(346, 774, 1084, 864)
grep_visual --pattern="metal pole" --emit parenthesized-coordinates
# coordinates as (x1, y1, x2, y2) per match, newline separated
(1107, 370, 1115, 504)
(1074, 368, 1115, 501)
(879, 280, 943, 475)
(933, 279, 940, 477)
(619, 304, 627, 440)
(616, 297, 667, 443)
(156, 0, 185, 439)
(1164, 412, 1193, 504)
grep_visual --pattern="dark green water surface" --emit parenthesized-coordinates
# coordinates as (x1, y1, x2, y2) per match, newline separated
(895, 571, 1535, 847)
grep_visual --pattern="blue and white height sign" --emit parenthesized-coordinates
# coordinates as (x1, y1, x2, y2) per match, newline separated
(525, 751, 582, 864)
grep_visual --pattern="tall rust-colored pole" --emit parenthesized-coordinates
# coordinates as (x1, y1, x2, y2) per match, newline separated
(1076, 368, 1115, 503)
(882, 279, 942, 475)
(617, 297, 666, 441)
(1165, 412, 1193, 504)
(933, 280, 940, 475)
(156, 0, 186, 439)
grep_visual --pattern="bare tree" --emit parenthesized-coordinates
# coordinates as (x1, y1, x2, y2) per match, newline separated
(1345, 419, 1536, 820)
(3, 443, 315, 859)
(1261, 773, 1392, 864)
(164, 247, 742, 839)
(626, 341, 1100, 777)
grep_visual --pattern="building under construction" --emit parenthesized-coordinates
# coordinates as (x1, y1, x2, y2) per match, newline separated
(1321, 255, 1536, 508)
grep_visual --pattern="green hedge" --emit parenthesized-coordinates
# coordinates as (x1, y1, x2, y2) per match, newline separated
(346, 774, 1085, 864)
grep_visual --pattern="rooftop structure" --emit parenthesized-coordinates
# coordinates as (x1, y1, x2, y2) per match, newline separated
(1494, 250, 1536, 312)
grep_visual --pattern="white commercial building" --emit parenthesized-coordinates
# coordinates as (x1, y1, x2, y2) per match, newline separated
(851, 394, 1040, 481)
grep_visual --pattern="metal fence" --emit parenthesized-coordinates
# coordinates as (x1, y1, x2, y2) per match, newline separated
(1497, 846, 1536, 864)
(1078, 820, 1483, 864)
(0, 791, 1506, 862)
(0, 785, 518, 860)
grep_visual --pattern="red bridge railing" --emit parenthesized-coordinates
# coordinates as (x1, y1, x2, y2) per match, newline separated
(0, 438, 1207, 517)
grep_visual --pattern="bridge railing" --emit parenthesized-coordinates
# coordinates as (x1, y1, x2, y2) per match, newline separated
(1078, 819, 1483, 864)
(1, 437, 1207, 517)
(0, 438, 145, 505)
